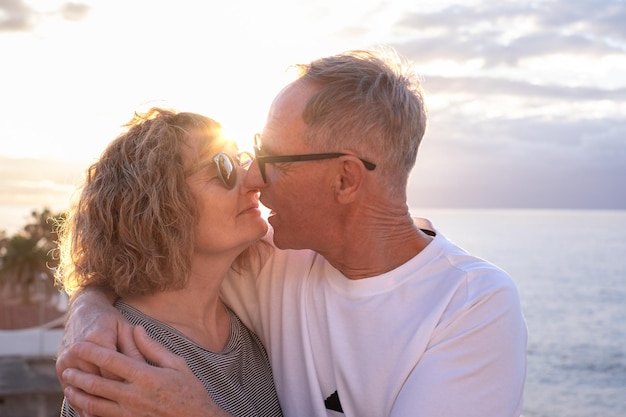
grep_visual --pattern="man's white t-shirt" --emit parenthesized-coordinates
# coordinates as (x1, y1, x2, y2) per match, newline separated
(222, 223, 527, 417)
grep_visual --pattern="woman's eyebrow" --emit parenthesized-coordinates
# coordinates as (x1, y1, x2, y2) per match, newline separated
(186, 159, 214, 177)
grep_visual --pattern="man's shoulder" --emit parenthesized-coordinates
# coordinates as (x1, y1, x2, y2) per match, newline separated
(427, 233, 517, 292)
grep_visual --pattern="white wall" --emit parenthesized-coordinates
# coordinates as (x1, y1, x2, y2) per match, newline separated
(0, 328, 63, 357)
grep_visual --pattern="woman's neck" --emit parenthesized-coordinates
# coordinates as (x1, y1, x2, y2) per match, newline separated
(122, 269, 232, 352)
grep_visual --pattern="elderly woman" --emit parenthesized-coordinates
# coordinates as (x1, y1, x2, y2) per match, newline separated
(55, 108, 282, 417)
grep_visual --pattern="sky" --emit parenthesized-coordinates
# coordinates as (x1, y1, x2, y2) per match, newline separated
(1, 0, 625, 234)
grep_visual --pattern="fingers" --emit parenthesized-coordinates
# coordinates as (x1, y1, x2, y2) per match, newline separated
(97, 321, 142, 380)
(63, 333, 223, 417)
(63, 367, 124, 401)
(61, 345, 147, 417)
(66, 341, 146, 382)
(134, 326, 187, 370)
(117, 321, 143, 360)
(56, 348, 103, 389)
(64, 383, 125, 417)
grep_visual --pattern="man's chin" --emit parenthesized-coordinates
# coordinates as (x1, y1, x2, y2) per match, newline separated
(267, 214, 279, 236)
(267, 215, 289, 249)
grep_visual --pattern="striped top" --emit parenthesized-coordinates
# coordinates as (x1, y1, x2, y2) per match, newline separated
(61, 301, 282, 417)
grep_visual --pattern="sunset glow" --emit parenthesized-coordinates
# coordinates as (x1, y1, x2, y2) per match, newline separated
(1, 0, 625, 234)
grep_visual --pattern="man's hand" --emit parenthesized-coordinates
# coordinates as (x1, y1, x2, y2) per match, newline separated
(56, 286, 139, 386)
(62, 326, 232, 417)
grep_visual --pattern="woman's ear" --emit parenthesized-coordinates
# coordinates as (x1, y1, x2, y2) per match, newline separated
(333, 157, 365, 204)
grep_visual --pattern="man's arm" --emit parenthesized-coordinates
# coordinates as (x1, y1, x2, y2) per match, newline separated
(56, 286, 137, 386)
(62, 326, 233, 417)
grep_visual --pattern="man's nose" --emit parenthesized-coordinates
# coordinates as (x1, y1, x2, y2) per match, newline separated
(243, 159, 266, 189)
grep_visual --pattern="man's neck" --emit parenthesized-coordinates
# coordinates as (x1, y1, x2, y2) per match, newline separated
(321, 209, 433, 280)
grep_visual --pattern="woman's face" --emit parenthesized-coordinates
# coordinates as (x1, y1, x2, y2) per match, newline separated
(184, 137, 268, 258)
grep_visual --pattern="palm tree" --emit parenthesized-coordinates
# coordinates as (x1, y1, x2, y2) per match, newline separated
(0, 208, 65, 304)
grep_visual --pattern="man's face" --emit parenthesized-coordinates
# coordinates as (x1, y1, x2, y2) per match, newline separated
(245, 81, 335, 251)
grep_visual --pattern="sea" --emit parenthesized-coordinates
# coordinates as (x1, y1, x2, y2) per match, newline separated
(414, 209, 626, 417)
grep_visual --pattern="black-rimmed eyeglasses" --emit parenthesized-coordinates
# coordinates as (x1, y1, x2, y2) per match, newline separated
(253, 133, 376, 183)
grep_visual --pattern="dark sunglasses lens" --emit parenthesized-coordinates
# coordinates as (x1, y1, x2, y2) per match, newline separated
(216, 154, 236, 189)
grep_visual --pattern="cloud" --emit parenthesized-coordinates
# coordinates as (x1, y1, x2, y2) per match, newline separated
(394, 0, 626, 66)
(408, 109, 626, 209)
(538, 0, 626, 41)
(0, 0, 90, 32)
(0, 156, 84, 208)
(0, 0, 35, 31)
(58, 2, 90, 21)
(422, 75, 626, 100)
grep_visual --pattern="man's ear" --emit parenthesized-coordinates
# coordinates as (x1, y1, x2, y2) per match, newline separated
(333, 158, 365, 204)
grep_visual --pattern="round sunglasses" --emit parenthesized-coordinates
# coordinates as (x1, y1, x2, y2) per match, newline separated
(212, 151, 253, 189)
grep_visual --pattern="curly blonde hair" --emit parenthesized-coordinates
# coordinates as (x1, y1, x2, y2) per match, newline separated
(56, 108, 261, 297)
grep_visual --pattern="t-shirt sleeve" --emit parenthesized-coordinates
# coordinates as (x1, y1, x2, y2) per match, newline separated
(390, 275, 528, 417)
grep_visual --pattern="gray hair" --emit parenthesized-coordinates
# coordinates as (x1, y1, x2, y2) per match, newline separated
(295, 48, 428, 194)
